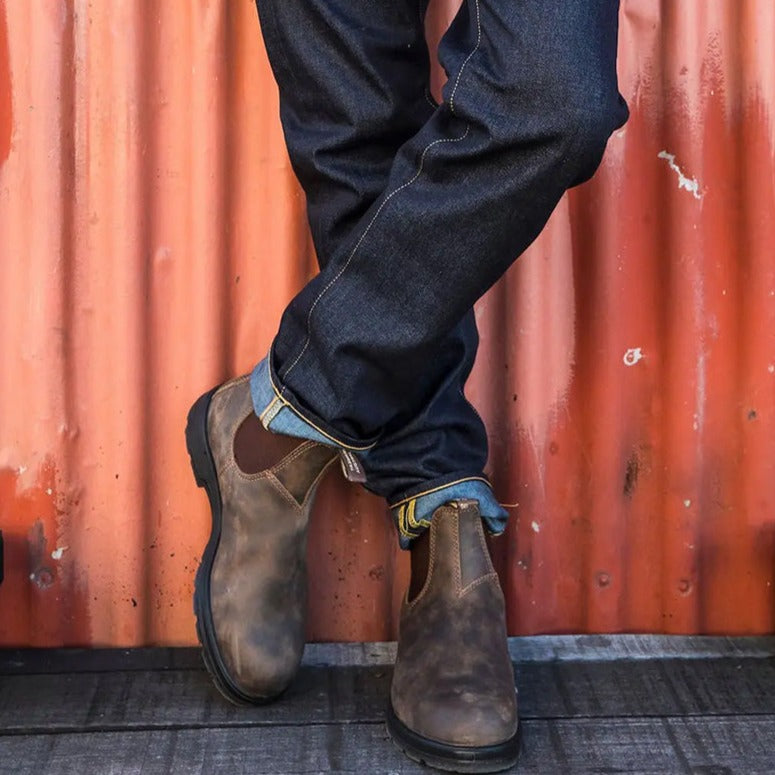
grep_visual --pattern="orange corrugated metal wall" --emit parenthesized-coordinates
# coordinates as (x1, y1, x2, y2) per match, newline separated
(0, 0, 773, 647)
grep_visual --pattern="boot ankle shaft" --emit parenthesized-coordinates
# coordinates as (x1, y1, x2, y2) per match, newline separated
(409, 501, 495, 603)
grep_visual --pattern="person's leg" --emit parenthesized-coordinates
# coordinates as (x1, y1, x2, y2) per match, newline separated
(252, 0, 629, 544)
(247, 3, 627, 769)
(257, 0, 436, 267)
(187, 0, 450, 707)
(192, 1, 627, 768)
(253, 0, 500, 545)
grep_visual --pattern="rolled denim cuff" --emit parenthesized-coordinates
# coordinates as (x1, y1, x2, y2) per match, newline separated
(252, 354, 381, 452)
(390, 479, 508, 549)
(251, 355, 509, 549)
(250, 356, 339, 448)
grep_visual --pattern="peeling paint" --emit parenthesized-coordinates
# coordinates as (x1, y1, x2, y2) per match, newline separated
(658, 151, 703, 200)
(623, 348, 644, 366)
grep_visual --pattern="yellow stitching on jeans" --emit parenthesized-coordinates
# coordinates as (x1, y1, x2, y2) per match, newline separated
(406, 499, 431, 531)
(279, 125, 471, 385)
(396, 505, 414, 540)
(405, 500, 417, 528)
(267, 352, 376, 451)
(388, 476, 492, 510)
(449, 0, 482, 115)
(258, 396, 281, 425)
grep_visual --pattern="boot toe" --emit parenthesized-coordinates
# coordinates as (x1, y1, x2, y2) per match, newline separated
(216, 621, 304, 701)
(406, 689, 517, 748)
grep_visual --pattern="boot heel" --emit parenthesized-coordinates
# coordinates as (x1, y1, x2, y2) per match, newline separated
(185, 389, 218, 488)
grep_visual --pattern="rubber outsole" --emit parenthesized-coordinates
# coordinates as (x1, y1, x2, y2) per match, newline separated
(386, 703, 520, 773)
(185, 388, 275, 707)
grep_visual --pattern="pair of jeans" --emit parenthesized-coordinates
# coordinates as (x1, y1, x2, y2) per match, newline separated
(250, 0, 629, 546)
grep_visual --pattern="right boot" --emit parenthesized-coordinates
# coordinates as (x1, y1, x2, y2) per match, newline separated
(185, 375, 340, 704)
(388, 500, 519, 772)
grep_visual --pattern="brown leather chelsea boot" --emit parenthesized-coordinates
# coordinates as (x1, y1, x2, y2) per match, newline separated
(387, 500, 519, 773)
(185, 376, 339, 704)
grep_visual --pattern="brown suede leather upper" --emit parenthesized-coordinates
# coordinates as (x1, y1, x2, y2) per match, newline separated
(206, 376, 338, 699)
(391, 500, 518, 748)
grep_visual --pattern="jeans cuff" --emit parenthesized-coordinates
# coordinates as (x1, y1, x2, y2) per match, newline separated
(389, 479, 509, 549)
(251, 355, 510, 549)
(250, 354, 378, 451)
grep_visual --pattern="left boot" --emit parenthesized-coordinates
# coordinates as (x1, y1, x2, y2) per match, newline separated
(387, 500, 519, 773)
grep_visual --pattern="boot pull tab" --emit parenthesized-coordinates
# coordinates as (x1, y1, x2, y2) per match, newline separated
(339, 449, 367, 484)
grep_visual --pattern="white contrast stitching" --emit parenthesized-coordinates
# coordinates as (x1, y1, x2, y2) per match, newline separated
(280, 124, 471, 383)
(449, 0, 482, 116)
(280, 0, 482, 386)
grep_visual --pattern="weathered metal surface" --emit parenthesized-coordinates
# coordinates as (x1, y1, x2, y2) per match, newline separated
(0, 0, 773, 646)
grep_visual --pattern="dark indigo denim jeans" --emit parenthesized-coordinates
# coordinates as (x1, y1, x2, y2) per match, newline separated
(250, 0, 629, 546)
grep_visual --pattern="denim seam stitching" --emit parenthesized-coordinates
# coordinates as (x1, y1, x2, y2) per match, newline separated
(388, 475, 492, 510)
(448, 0, 482, 116)
(396, 506, 414, 541)
(406, 500, 431, 531)
(275, 0, 484, 452)
(267, 352, 376, 451)
(396, 500, 432, 541)
(278, 125, 471, 386)
(258, 396, 282, 425)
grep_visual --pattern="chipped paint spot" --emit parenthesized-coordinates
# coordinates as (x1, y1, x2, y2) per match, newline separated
(30, 568, 55, 589)
(658, 151, 703, 199)
(684, 499, 692, 508)
(768, 365, 774, 374)
(623, 348, 644, 366)
(531, 521, 541, 534)
(51, 546, 68, 561)
(46, 488, 52, 496)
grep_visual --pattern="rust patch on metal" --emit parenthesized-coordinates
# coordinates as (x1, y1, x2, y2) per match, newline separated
(0, 462, 92, 646)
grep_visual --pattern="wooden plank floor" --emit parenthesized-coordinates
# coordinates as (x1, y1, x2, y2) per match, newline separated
(1, 636, 774, 774)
